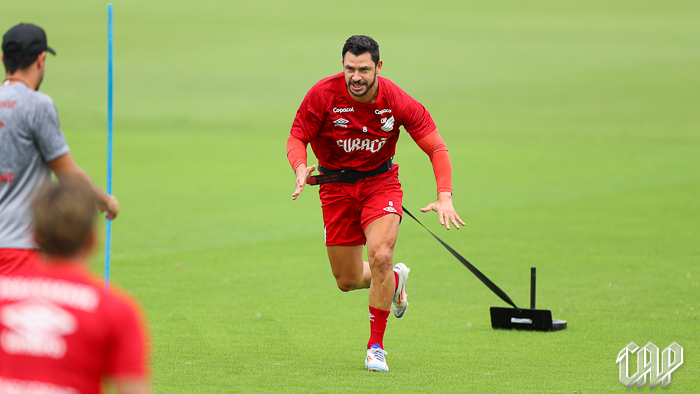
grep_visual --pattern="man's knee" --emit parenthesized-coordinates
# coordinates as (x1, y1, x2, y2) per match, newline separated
(368, 246, 394, 272)
(336, 277, 359, 292)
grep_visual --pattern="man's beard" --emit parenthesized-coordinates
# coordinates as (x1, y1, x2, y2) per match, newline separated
(347, 72, 377, 97)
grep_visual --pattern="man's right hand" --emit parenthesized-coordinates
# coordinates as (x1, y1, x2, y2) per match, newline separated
(292, 164, 317, 200)
(100, 194, 119, 220)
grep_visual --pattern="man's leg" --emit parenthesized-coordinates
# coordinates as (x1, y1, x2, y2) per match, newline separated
(327, 245, 372, 291)
(324, 214, 400, 308)
(365, 214, 400, 310)
(362, 213, 400, 372)
(365, 214, 400, 345)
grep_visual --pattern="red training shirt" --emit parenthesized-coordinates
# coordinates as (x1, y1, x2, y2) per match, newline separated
(0, 262, 149, 394)
(290, 72, 436, 172)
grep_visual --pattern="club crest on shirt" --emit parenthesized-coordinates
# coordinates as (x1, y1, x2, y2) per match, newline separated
(380, 116, 395, 132)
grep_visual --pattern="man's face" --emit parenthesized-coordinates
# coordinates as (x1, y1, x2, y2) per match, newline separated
(342, 52, 382, 99)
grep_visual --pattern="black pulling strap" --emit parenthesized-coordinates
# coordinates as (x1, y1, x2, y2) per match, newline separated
(402, 206, 519, 309)
(303, 165, 518, 309)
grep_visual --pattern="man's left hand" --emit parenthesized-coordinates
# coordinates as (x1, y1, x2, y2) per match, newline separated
(420, 192, 465, 230)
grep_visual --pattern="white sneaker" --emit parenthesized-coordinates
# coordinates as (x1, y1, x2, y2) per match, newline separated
(391, 263, 410, 318)
(365, 345, 389, 372)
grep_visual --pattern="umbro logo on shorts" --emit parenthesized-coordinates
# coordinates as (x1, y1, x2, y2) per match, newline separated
(333, 118, 349, 128)
(383, 201, 397, 213)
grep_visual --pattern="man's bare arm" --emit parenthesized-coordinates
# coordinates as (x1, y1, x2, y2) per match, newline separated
(48, 153, 119, 219)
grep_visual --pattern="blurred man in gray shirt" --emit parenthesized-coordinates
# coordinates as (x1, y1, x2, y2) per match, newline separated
(0, 23, 118, 274)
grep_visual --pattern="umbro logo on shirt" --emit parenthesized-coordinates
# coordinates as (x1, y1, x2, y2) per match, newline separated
(333, 118, 349, 128)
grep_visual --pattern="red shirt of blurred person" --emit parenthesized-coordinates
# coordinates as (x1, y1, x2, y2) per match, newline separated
(0, 182, 149, 394)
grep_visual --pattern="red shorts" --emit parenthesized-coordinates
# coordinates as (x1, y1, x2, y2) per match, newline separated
(319, 164, 403, 246)
(0, 248, 40, 275)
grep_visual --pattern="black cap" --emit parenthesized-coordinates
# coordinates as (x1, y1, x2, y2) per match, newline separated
(2, 23, 56, 57)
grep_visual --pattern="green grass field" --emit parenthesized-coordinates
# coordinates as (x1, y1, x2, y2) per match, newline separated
(4, 0, 699, 392)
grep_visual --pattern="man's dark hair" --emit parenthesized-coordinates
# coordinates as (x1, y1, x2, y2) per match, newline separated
(2, 43, 40, 74)
(342, 35, 380, 65)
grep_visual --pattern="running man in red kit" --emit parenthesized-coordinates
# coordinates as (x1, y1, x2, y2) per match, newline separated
(286, 35, 464, 372)
(0, 182, 149, 394)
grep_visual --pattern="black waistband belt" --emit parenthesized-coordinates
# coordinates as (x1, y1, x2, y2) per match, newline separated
(307, 159, 393, 185)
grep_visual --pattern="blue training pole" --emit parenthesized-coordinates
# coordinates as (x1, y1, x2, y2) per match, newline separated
(105, 3, 114, 289)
